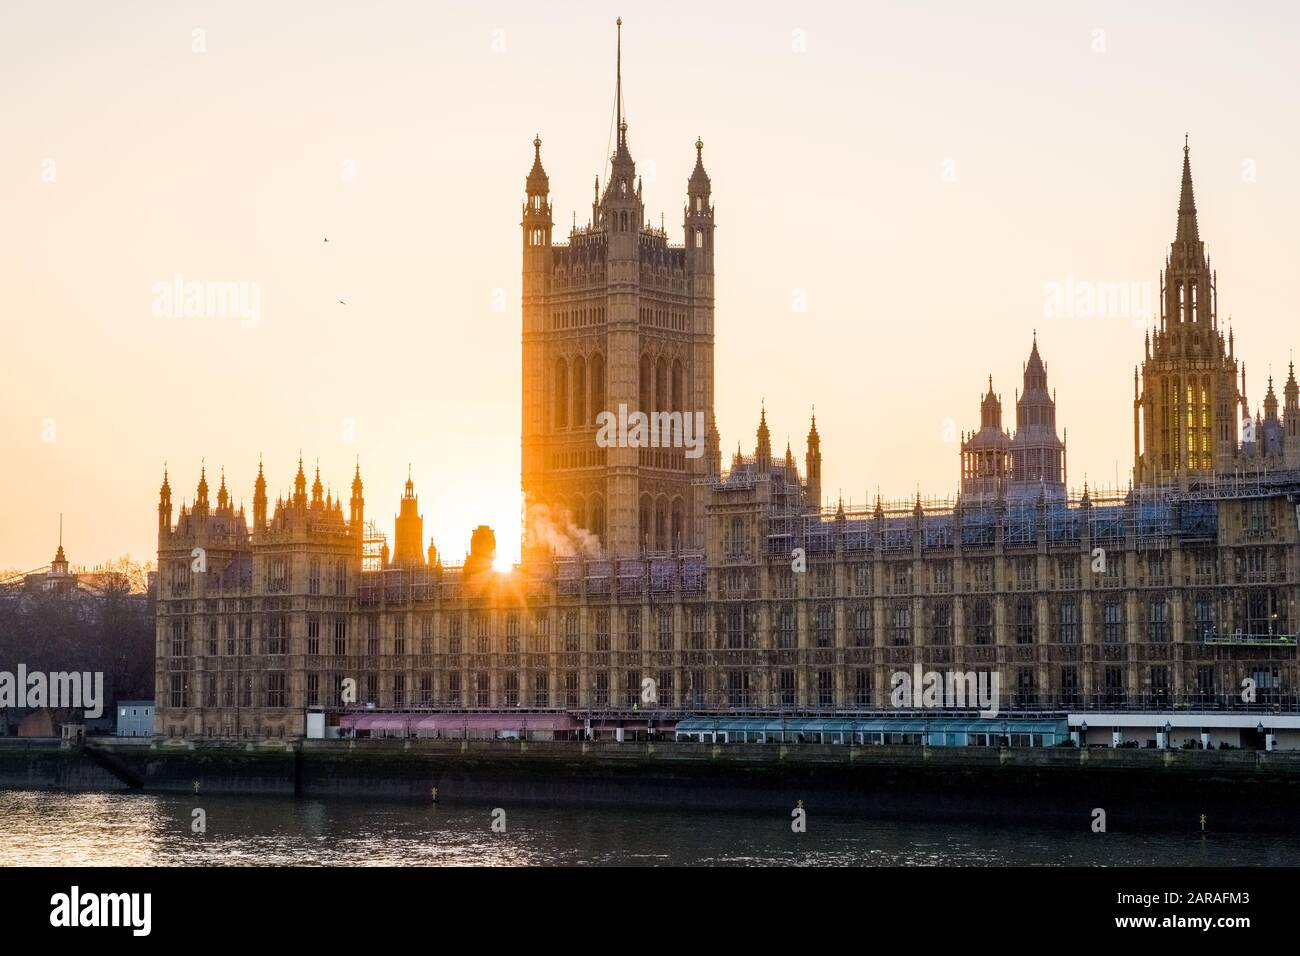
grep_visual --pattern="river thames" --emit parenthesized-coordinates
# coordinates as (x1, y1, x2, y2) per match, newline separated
(2, 790, 1299, 866)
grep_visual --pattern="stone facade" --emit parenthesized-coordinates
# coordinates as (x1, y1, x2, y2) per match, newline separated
(154, 450, 1300, 739)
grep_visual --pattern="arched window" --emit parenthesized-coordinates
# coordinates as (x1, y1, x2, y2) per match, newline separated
(655, 497, 669, 551)
(655, 357, 668, 413)
(555, 358, 568, 428)
(695, 228, 704, 249)
(572, 355, 587, 427)
(590, 353, 606, 420)
(572, 496, 586, 533)
(671, 360, 684, 413)
(671, 498, 685, 549)
(639, 355, 652, 413)
(591, 496, 606, 550)
(639, 495, 653, 550)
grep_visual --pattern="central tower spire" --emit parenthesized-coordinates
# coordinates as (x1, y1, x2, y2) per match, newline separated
(616, 17, 623, 147)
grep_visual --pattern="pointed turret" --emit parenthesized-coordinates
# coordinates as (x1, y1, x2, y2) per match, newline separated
(755, 401, 772, 471)
(805, 412, 822, 512)
(685, 135, 714, 275)
(216, 467, 229, 512)
(522, 134, 553, 253)
(195, 463, 210, 516)
(349, 460, 365, 540)
(1284, 361, 1300, 466)
(253, 456, 268, 532)
(159, 464, 172, 535)
(293, 454, 307, 508)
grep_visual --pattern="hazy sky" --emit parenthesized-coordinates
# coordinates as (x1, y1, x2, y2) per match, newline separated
(2, 0, 1298, 571)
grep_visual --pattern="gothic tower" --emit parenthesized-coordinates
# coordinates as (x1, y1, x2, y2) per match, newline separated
(960, 377, 1011, 499)
(1009, 334, 1067, 498)
(521, 19, 717, 557)
(393, 468, 425, 567)
(1134, 138, 1240, 487)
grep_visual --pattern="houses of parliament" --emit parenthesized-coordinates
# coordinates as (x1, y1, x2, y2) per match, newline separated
(153, 34, 1300, 739)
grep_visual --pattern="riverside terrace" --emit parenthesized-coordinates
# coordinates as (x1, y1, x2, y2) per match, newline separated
(154, 471, 1300, 739)
(321, 700, 1300, 751)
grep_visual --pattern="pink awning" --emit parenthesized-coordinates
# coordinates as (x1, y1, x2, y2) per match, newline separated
(411, 714, 579, 732)
(345, 716, 410, 731)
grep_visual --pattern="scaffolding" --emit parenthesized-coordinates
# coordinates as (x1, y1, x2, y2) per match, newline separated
(362, 520, 387, 573)
(739, 472, 1300, 558)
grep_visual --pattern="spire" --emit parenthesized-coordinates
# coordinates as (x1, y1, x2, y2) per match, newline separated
(404, 463, 415, 499)
(252, 455, 268, 530)
(349, 458, 365, 532)
(51, 514, 68, 574)
(689, 136, 710, 192)
(1175, 134, 1199, 247)
(526, 134, 549, 195)
(755, 402, 772, 471)
(615, 17, 624, 149)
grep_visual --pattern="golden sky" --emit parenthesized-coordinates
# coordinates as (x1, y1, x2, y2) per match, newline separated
(2, 0, 1298, 571)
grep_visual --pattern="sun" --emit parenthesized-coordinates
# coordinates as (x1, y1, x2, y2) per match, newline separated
(492, 553, 512, 574)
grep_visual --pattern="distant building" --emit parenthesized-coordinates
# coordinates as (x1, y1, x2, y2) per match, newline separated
(115, 701, 154, 738)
